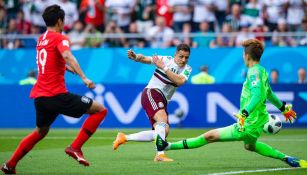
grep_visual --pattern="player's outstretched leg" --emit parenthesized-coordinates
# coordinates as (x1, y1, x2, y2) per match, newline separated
(157, 127, 237, 152)
(248, 142, 307, 168)
(67, 102, 107, 166)
(1, 128, 47, 174)
(113, 130, 157, 150)
(156, 133, 208, 151)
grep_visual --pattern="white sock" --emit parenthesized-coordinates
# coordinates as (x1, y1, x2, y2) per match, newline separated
(154, 122, 167, 155)
(154, 122, 166, 140)
(126, 130, 155, 142)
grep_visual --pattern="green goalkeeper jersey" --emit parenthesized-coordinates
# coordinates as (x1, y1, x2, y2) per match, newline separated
(240, 64, 283, 129)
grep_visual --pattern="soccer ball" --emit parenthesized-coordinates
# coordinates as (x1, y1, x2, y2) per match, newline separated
(263, 114, 282, 134)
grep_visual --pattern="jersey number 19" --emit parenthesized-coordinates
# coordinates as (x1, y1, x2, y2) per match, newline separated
(36, 48, 47, 74)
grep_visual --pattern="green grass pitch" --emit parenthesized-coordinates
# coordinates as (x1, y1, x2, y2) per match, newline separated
(0, 128, 307, 175)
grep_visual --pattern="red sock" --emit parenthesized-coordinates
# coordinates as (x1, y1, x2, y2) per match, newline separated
(71, 109, 107, 150)
(7, 130, 44, 167)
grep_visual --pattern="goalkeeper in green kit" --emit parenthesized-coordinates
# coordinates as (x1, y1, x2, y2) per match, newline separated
(156, 39, 307, 168)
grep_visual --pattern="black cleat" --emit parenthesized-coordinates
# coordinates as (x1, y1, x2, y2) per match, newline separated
(155, 134, 169, 151)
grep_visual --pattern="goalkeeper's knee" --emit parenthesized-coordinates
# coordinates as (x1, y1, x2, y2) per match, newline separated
(244, 144, 256, 151)
(204, 130, 219, 142)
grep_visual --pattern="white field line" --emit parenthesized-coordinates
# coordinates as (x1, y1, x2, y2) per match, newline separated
(206, 167, 299, 175)
(259, 138, 307, 142)
(0, 136, 307, 142)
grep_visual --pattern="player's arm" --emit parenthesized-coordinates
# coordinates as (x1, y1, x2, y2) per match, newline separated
(267, 84, 283, 109)
(61, 50, 95, 89)
(242, 70, 263, 116)
(152, 55, 190, 86)
(267, 84, 297, 123)
(66, 64, 75, 74)
(57, 36, 95, 89)
(127, 49, 152, 64)
(61, 50, 85, 78)
(164, 69, 187, 86)
(244, 86, 262, 116)
(233, 70, 262, 130)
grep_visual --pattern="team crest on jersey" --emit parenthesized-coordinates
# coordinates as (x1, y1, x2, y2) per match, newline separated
(184, 70, 190, 76)
(158, 102, 164, 108)
(81, 96, 91, 104)
(62, 40, 69, 47)
(252, 81, 256, 86)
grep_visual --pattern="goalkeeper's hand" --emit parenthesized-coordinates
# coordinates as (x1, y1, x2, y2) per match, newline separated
(281, 103, 297, 123)
(233, 110, 248, 132)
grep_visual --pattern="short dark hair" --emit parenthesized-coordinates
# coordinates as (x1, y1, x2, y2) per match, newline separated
(42, 5, 65, 27)
(242, 39, 264, 61)
(271, 69, 279, 74)
(176, 43, 190, 53)
(200, 65, 208, 72)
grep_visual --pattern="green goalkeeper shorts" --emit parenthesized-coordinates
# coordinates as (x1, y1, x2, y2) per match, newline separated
(217, 123, 263, 144)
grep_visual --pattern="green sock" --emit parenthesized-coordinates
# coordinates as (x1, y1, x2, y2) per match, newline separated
(170, 134, 208, 150)
(255, 142, 286, 160)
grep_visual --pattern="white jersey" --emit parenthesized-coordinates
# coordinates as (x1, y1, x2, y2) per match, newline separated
(146, 56, 192, 101)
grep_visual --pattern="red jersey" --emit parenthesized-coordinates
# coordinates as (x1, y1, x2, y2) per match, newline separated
(30, 30, 71, 98)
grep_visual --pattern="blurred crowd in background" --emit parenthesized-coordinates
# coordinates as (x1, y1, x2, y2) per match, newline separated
(0, 0, 306, 49)
(189, 65, 306, 85)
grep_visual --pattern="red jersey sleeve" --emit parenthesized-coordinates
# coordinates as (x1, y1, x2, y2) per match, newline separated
(56, 35, 71, 54)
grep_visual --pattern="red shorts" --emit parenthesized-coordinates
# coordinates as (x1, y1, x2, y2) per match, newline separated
(141, 88, 168, 128)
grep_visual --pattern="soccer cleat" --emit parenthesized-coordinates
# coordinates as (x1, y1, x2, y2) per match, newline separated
(154, 154, 174, 162)
(65, 146, 90, 166)
(284, 156, 307, 168)
(0, 163, 16, 174)
(113, 132, 127, 150)
(299, 159, 307, 168)
(155, 134, 169, 151)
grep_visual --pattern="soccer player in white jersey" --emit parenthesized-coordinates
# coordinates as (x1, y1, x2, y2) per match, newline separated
(113, 43, 192, 162)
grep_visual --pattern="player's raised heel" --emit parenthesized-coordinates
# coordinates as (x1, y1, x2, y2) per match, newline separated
(154, 154, 174, 162)
(65, 146, 90, 166)
(113, 132, 127, 150)
(0, 163, 16, 174)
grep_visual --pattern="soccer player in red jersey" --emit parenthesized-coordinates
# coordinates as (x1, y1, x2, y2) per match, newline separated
(1, 5, 108, 174)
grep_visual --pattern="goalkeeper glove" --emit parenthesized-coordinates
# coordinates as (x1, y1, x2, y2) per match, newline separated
(280, 102, 297, 123)
(233, 110, 248, 132)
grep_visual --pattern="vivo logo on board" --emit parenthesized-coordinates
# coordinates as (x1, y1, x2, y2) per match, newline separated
(62, 84, 189, 125)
